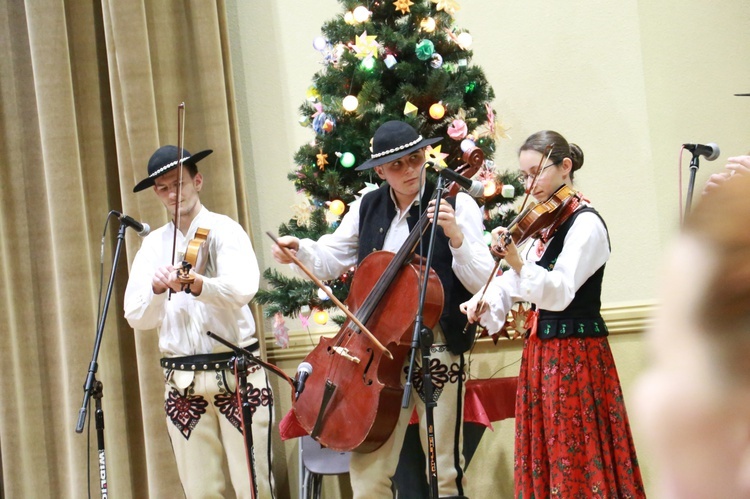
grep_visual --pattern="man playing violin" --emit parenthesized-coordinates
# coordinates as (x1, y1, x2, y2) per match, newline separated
(461, 131, 645, 498)
(124, 145, 275, 498)
(272, 120, 495, 498)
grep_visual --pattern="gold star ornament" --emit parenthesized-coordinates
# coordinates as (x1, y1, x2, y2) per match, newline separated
(432, 0, 461, 15)
(316, 149, 329, 170)
(393, 0, 414, 14)
(424, 144, 449, 168)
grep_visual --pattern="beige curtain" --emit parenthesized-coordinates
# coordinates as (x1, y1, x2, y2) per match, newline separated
(0, 0, 254, 496)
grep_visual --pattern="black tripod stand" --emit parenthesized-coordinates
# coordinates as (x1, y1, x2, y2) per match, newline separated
(75, 217, 133, 498)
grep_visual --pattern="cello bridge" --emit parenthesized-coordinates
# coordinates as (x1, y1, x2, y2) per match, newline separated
(332, 346, 360, 364)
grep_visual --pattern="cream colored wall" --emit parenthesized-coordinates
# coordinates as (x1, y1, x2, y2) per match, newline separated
(226, 1, 750, 497)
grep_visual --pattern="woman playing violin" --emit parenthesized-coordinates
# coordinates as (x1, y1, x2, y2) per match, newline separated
(461, 130, 645, 498)
(272, 120, 495, 498)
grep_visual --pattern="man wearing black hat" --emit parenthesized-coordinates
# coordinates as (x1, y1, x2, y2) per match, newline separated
(272, 121, 495, 498)
(124, 146, 275, 498)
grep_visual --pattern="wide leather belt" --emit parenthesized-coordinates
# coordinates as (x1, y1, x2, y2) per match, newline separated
(160, 341, 259, 371)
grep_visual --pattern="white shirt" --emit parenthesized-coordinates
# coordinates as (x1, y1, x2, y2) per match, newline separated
(293, 189, 495, 294)
(476, 208, 610, 333)
(124, 206, 259, 356)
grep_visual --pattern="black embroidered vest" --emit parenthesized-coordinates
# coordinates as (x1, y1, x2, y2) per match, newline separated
(535, 207, 611, 340)
(357, 182, 475, 354)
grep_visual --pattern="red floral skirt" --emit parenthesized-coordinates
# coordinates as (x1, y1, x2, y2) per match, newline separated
(514, 334, 645, 499)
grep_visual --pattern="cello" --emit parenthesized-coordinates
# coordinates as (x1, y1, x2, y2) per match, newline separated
(286, 202, 446, 453)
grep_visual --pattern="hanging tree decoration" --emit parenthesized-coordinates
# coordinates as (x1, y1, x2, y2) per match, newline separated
(431, 0, 461, 15)
(420, 17, 437, 33)
(415, 39, 435, 61)
(272, 312, 290, 348)
(404, 101, 419, 117)
(316, 148, 329, 169)
(353, 31, 380, 59)
(475, 102, 511, 143)
(424, 144, 449, 168)
(448, 119, 468, 140)
(393, 0, 414, 14)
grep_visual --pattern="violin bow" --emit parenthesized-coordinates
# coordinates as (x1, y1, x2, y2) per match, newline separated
(266, 232, 393, 360)
(168, 102, 186, 300)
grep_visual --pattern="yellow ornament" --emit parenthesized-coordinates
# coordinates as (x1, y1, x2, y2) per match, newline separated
(483, 180, 497, 197)
(316, 149, 329, 169)
(329, 199, 346, 216)
(306, 86, 320, 102)
(429, 102, 446, 120)
(353, 31, 379, 60)
(403, 101, 418, 117)
(313, 309, 329, 325)
(431, 0, 461, 15)
(424, 144, 449, 168)
(420, 17, 437, 32)
(393, 0, 414, 14)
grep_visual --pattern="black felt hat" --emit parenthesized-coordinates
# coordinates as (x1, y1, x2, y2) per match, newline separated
(355, 121, 442, 171)
(133, 145, 213, 193)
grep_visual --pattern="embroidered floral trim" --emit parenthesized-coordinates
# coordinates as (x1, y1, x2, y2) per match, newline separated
(215, 382, 274, 433)
(165, 389, 208, 440)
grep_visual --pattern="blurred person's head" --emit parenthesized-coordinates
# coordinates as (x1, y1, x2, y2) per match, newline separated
(634, 173, 750, 498)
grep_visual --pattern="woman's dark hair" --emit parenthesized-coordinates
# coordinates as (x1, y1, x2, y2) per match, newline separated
(519, 130, 584, 181)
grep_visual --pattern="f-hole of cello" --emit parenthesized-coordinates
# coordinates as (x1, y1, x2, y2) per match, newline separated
(362, 348, 374, 385)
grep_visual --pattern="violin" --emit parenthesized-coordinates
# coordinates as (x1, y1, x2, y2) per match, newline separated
(176, 227, 210, 294)
(497, 183, 580, 252)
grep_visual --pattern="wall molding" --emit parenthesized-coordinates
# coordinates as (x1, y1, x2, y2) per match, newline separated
(265, 300, 658, 363)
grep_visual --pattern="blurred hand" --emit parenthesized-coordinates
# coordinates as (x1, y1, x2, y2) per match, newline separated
(703, 155, 750, 195)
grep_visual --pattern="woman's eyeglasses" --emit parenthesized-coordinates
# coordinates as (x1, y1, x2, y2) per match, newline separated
(517, 162, 558, 184)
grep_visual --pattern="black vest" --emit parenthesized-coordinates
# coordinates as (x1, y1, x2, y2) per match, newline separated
(535, 207, 611, 340)
(357, 182, 475, 354)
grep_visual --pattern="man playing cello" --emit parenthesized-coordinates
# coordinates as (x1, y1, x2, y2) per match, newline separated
(272, 120, 494, 498)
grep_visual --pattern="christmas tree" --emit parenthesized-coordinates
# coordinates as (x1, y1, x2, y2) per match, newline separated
(255, 0, 524, 345)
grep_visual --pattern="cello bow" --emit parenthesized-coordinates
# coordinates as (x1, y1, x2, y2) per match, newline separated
(266, 231, 393, 360)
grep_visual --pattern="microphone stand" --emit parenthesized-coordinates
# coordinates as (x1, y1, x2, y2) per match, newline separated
(684, 152, 701, 219)
(401, 173, 448, 499)
(75, 220, 129, 498)
(206, 332, 259, 499)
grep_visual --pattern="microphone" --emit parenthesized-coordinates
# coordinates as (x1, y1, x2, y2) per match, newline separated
(683, 143, 720, 161)
(426, 162, 484, 198)
(114, 211, 150, 236)
(294, 362, 313, 400)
